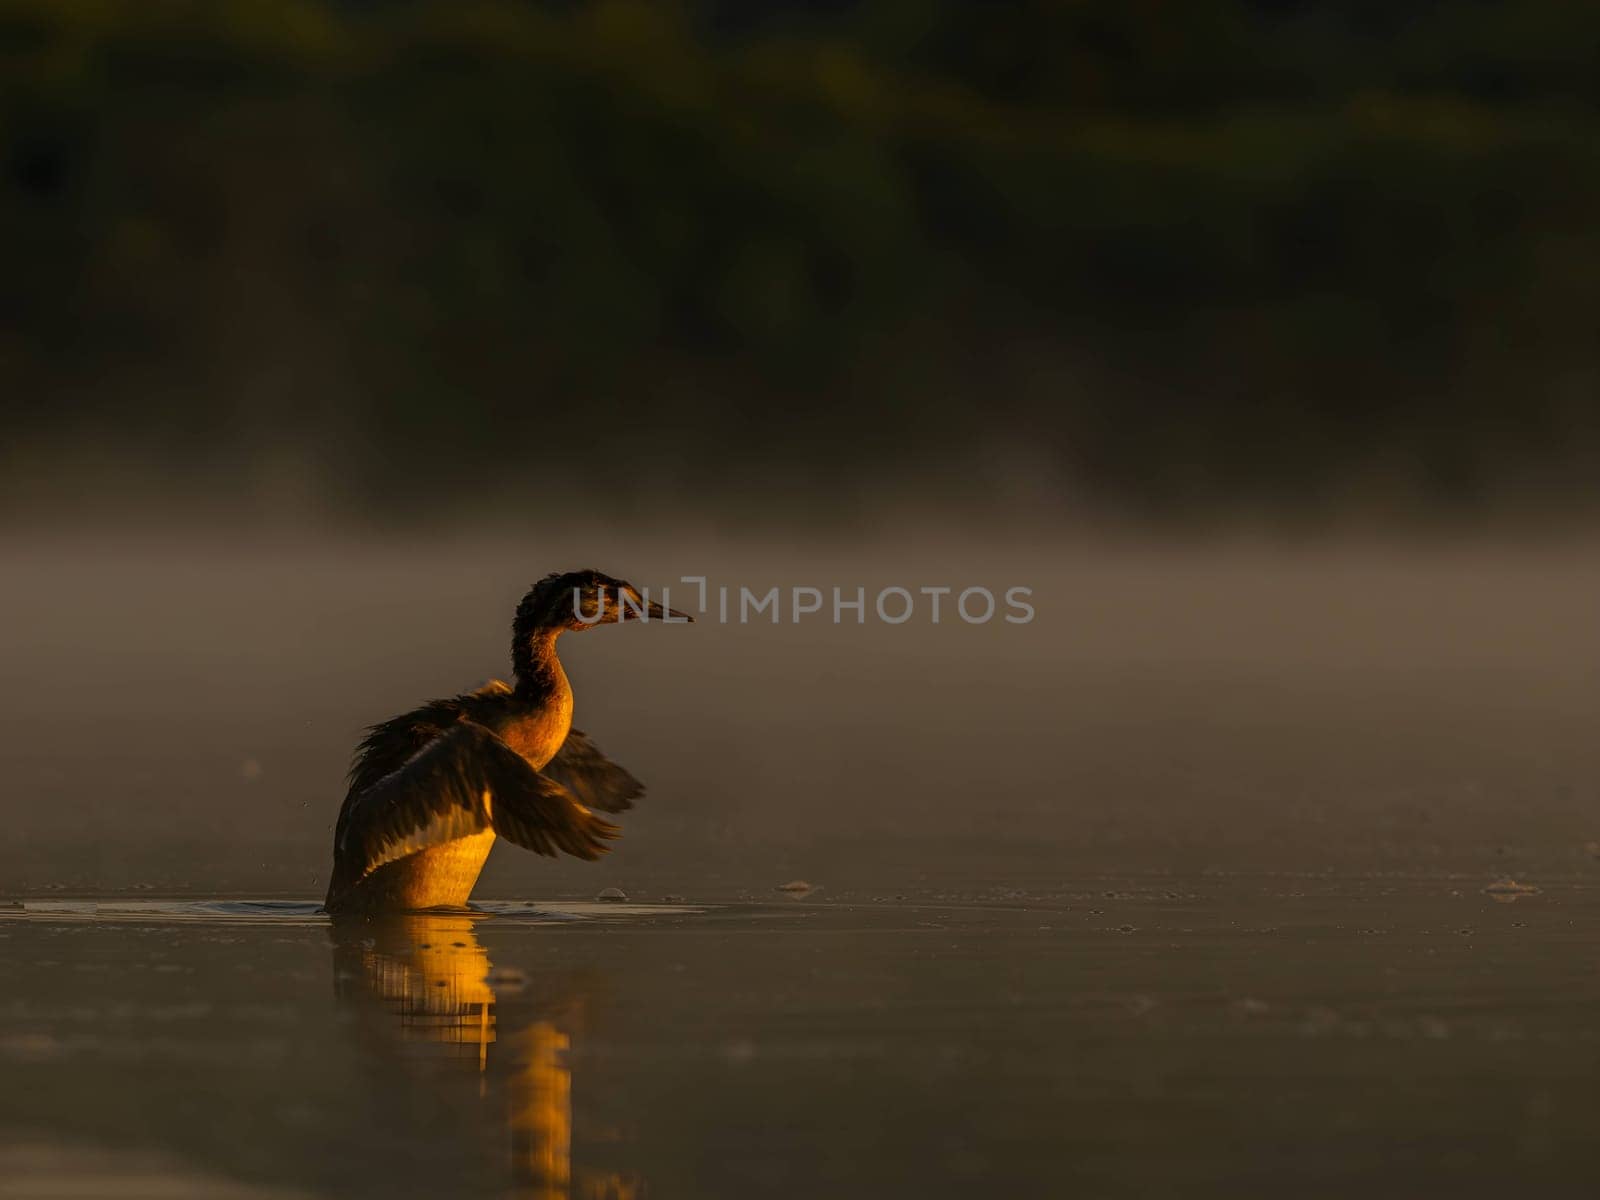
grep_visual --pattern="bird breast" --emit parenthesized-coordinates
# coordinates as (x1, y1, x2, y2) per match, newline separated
(496, 675, 574, 770)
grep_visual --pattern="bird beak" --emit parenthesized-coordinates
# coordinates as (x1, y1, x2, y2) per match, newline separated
(644, 599, 694, 623)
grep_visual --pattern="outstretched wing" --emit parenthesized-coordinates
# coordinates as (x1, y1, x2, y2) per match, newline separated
(345, 681, 512, 798)
(542, 728, 646, 814)
(330, 721, 619, 897)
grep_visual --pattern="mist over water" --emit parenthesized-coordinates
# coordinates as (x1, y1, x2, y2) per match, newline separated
(5, 526, 1597, 899)
(5, 518, 1598, 1200)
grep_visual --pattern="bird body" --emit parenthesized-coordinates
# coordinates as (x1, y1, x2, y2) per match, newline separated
(493, 644, 574, 768)
(352, 828, 499, 911)
(323, 571, 689, 913)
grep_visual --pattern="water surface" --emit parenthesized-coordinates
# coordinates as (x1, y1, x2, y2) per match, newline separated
(3, 876, 1597, 1198)
(5, 536, 1599, 1194)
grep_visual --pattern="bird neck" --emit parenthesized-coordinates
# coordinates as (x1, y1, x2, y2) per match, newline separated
(513, 628, 566, 700)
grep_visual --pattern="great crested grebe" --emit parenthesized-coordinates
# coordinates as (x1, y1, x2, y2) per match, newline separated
(323, 570, 691, 913)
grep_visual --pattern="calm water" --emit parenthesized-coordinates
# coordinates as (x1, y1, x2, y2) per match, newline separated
(2, 875, 1597, 1199)
(4, 535, 1599, 1194)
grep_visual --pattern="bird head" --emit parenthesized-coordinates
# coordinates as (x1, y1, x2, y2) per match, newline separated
(515, 569, 694, 636)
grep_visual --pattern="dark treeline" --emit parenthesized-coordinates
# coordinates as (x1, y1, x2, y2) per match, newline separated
(2, 1, 1597, 523)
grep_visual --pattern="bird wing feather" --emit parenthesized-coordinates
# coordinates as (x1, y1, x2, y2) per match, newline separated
(344, 681, 511, 797)
(542, 727, 646, 813)
(333, 721, 619, 891)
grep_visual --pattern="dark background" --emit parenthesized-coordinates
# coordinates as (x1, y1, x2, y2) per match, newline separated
(3, 0, 1598, 529)
(4, 14, 1600, 1196)
(1, 2, 1598, 899)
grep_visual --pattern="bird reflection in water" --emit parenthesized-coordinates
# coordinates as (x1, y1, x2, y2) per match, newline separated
(330, 914, 640, 1199)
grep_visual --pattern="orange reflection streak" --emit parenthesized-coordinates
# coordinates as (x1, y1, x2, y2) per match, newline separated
(355, 914, 496, 1063)
(510, 1021, 572, 1200)
(331, 913, 641, 1199)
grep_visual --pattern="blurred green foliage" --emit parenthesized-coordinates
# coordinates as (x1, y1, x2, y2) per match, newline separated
(1, 0, 1597, 520)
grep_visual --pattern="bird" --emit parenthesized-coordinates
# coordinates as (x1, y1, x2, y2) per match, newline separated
(323, 569, 691, 913)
